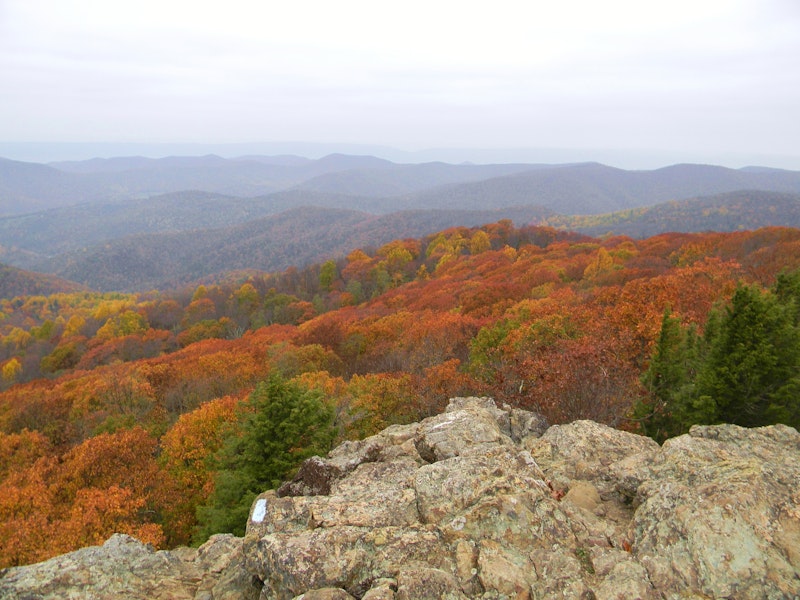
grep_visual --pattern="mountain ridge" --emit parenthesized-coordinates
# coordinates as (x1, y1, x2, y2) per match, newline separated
(547, 190, 800, 237)
(4, 154, 800, 217)
(3, 153, 800, 292)
(0, 262, 88, 298)
(3, 188, 800, 293)
(399, 161, 800, 214)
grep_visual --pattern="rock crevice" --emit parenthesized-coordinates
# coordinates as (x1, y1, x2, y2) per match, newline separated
(2, 396, 798, 599)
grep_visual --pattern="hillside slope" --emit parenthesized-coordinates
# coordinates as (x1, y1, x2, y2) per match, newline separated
(0, 262, 88, 298)
(402, 162, 800, 213)
(1, 223, 800, 571)
(9, 186, 800, 292)
(34, 205, 552, 291)
(550, 190, 800, 237)
(0, 158, 113, 215)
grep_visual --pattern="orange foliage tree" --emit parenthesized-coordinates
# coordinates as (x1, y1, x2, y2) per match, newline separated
(156, 395, 239, 545)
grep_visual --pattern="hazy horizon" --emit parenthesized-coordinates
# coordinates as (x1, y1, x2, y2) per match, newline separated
(2, 1, 799, 170)
(2, 141, 799, 172)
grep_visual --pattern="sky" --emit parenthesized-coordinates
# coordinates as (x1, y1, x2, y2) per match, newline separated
(1, 0, 799, 168)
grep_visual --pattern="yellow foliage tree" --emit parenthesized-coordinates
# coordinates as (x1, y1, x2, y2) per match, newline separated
(469, 230, 491, 254)
(342, 373, 415, 439)
(583, 247, 614, 279)
(62, 314, 87, 339)
(1, 358, 22, 384)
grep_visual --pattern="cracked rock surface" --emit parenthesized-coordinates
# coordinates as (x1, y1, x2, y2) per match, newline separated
(2, 397, 799, 599)
(245, 398, 800, 599)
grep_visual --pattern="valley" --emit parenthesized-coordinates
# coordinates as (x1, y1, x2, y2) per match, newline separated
(2, 154, 800, 293)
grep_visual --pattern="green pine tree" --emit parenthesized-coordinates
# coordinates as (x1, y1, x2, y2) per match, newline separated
(695, 283, 800, 428)
(636, 270, 800, 440)
(194, 374, 335, 542)
(636, 308, 702, 441)
(774, 268, 800, 324)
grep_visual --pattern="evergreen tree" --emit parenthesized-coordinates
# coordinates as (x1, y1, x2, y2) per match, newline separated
(695, 283, 800, 427)
(637, 271, 800, 439)
(774, 268, 800, 324)
(636, 308, 699, 440)
(194, 374, 335, 542)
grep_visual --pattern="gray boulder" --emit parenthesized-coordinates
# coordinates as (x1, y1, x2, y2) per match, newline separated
(630, 423, 800, 599)
(2, 397, 798, 599)
(244, 397, 800, 599)
(0, 532, 259, 600)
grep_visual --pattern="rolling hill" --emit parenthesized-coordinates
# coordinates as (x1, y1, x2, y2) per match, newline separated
(0, 262, 88, 298)
(0, 190, 371, 267)
(1, 154, 396, 214)
(3, 153, 800, 292)
(23, 187, 800, 293)
(0, 158, 114, 215)
(33, 205, 552, 291)
(292, 161, 542, 197)
(4, 154, 800, 218)
(549, 190, 800, 238)
(398, 162, 800, 214)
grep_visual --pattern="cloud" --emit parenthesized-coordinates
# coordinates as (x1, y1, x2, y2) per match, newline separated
(0, 0, 798, 165)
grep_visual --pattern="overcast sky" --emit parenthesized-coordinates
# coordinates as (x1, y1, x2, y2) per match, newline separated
(1, 0, 799, 167)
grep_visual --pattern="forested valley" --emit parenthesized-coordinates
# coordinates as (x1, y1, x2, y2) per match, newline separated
(5, 155, 800, 292)
(2, 221, 800, 568)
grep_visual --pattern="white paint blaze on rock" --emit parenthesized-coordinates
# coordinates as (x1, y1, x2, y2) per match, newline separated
(252, 498, 268, 523)
(3, 398, 799, 600)
(239, 399, 800, 599)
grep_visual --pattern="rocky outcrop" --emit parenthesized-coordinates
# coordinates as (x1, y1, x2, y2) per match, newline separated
(2, 396, 799, 599)
(0, 531, 260, 600)
(245, 397, 800, 599)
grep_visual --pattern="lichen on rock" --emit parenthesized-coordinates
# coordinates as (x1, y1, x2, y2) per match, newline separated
(242, 397, 800, 599)
(0, 533, 260, 600)
(2, 396, 799, 599)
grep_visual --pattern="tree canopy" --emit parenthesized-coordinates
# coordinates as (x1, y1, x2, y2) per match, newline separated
(3, 225, 800, 567)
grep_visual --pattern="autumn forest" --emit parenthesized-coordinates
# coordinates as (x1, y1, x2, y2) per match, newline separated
(2, 217, 800, 568)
